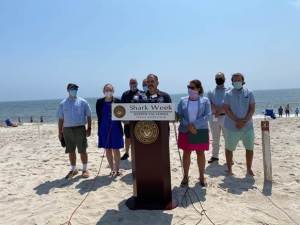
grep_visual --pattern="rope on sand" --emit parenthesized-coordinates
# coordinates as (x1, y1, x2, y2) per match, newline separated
(232, 159, 299, 225)
(61, 125, 112, 225)
(172, 122, 216, 225)
(254, 186, 299, 225)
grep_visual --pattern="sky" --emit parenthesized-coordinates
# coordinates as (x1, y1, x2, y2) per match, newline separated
(0, 0, 300, 102)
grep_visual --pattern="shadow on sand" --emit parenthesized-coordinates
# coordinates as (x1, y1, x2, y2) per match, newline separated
(96, 199, 173, 225)
(219, 175, 255, 195)
(34, 176, 81, 195)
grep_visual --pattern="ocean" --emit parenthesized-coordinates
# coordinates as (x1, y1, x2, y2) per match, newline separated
(0, 89, 299, 123)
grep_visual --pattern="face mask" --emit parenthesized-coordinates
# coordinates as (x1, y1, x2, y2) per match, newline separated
(143, 86, 148, 92)
(69, 90, 77, 98)
(104, 91, 113, 98)
(130, 84, 137, 92)
(216, 78, 225, 86)
(232, 81, 243, 90)
(188, 88, 199, 99)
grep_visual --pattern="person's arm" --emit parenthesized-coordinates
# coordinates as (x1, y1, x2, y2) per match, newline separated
(58, 119, 64, 140)
(224, 104, 239, 122)
(57, 103, 64, 140)
(192, 99, 212, 130)
(85, 102, 92, 137)
(207, 91, 217, 115)
(177, 99, 188, 125)
(243, 92, 256, 123)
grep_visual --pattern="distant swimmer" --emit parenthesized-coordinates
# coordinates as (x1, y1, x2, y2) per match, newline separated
(295, 107, 299, 117)
(278, 106, 283, 118)
(285, 104, 290, 117)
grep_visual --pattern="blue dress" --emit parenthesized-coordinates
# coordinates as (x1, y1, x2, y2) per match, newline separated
(98, 101, 124, 149)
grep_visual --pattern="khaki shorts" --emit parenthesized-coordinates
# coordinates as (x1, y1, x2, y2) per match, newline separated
(63, 126, 88, 154)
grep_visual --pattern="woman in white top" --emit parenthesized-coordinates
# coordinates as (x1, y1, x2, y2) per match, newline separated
(177, 79, 211, 187)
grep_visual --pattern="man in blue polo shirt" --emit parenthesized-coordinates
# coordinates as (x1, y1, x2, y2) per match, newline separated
(224, 73, 256, 176)
(57, 83, 92, 179)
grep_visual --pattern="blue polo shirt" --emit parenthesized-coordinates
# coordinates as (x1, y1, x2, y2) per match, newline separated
(57, 97, 92, 128)
(207, 86, 229, 114)
(224, 88, 255, 131)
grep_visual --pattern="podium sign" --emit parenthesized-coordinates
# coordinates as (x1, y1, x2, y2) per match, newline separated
(112, 103, 177, 210)
(112, 103, 175, 121)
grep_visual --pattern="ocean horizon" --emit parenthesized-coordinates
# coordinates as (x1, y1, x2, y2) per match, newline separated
(1, 88, 300, 123)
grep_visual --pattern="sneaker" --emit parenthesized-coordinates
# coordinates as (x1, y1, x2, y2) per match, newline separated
(121, 153, 129, 160)
(208, 157, 219, 164)
(82, 170, 90, 178)
(65, 170, 78, 179)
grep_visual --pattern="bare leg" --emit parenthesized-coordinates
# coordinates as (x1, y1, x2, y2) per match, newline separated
(80, 152, 88, 165)
(69, 152, 76, 167)
(125, 138, 131, 154)
(225, 149, 233, 176)
(106, 149, 114, 172)
(246, 150, 254, 176)
(113, 149, 121, 173)
(196, 151, 206, 182)
(182, 151, 191, 181)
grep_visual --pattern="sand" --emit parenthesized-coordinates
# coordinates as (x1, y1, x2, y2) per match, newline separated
(0, 118, 299, 225)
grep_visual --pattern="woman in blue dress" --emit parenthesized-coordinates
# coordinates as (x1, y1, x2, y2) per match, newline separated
(96, 84, 124, 176)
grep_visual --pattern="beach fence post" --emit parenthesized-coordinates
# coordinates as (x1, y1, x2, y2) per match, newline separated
(261, 120, 272, 182)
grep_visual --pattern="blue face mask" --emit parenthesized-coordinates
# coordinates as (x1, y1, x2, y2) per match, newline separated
(143, 86, 148, 92)
(232, 81, 243, 90)
(69, 90, 78, 98)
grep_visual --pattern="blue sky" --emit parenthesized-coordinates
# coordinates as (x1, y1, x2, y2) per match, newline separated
(0, 0, 300, 101)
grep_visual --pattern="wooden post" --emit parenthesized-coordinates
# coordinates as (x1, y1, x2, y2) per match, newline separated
(261, 120, 272, 182)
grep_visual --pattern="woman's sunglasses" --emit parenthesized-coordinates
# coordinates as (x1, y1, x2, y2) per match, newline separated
(187, 85, 197, 90)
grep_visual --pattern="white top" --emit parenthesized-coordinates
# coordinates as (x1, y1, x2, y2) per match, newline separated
(188, 100, 198, 123)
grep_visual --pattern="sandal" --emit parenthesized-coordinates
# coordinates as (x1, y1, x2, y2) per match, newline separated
(198, 178, 207, 187)
(65, 170, 78, 179)
(109, 171, 115, 177)
(180, 177, 189, 187)
(114, 171, 122, 177)
(82, 170, 90, 178)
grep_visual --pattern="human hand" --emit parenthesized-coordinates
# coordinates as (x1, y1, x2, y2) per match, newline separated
(188, 124, 197, 135)
(235, 120, 246, 129)
(86, 128, 91, 137)
(58, 132, 63, 140)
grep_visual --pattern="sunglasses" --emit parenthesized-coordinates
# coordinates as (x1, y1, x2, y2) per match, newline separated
(187, 85, 197, 90)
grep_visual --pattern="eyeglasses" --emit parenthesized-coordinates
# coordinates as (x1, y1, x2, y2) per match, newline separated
(187, 85, 197, 90)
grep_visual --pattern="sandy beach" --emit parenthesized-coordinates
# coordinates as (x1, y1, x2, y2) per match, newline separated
(0, 118, 299, 225)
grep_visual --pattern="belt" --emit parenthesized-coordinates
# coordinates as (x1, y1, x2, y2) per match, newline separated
(219, 113, 226, 116)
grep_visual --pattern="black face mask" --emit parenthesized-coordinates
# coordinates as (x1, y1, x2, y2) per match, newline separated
(216, 78, 225, 86)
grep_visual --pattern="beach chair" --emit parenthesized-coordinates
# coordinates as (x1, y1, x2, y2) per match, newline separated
(264, 109, 276, 119)
(5, 119, 18, 127)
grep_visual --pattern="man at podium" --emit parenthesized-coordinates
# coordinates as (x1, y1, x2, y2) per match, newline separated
(141, 74, 172, 104)
(123, 73, 175, 210)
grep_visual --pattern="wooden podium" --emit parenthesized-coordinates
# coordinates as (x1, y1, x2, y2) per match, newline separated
(125, 121, 177, 210)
